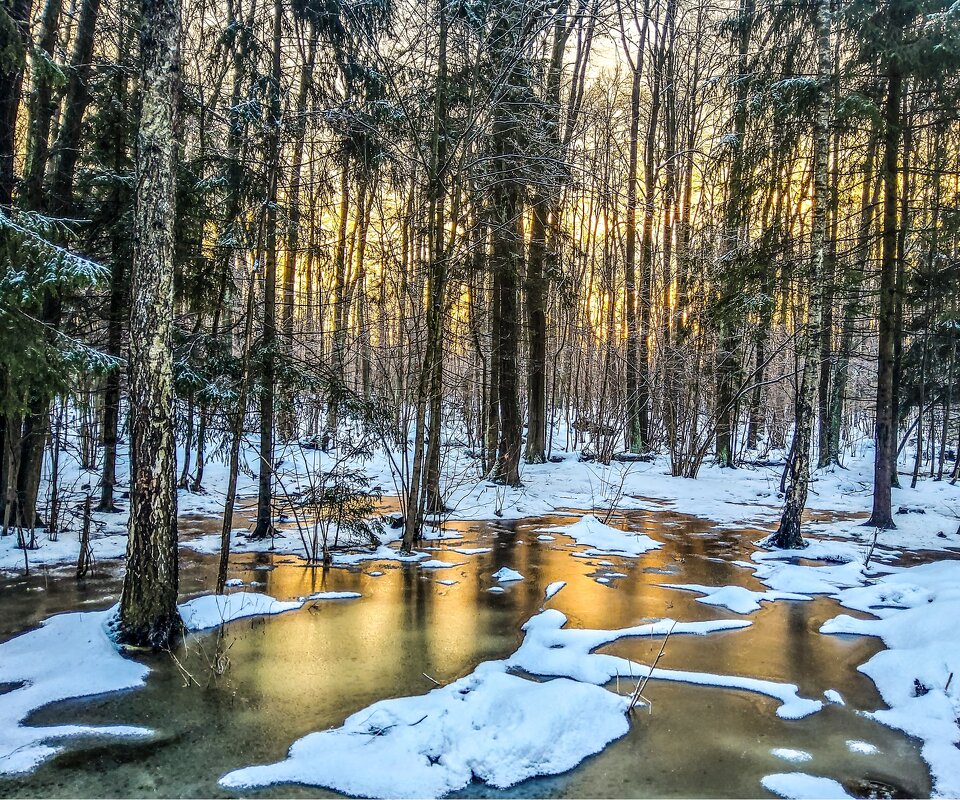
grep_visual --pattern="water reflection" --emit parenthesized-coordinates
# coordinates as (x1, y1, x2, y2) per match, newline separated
(0, 507, 933, 798)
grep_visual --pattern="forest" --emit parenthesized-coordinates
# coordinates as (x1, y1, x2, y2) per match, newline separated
(1, 0, 960, 794)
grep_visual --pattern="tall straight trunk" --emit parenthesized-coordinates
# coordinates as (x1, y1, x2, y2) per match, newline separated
(889, 97, 913, 490)
(401, 0, 449, 548)
(281, 26, 317, 347)
(324, 166, 350, 446)
(816, 68, 842, 467)
(117, 0, 182, 647)
(828, 133, 879, 465)
(217, 271, 256, 592)
(21, 0, 62, 209)
(0, 0, 31, 209)
(251, 0, 281, 539)
(15, 0, 105, 528)
(47, 0, 103, 213)
(619, 0, 650, 454)
(638, 9, 665, 450)
(867, 59, 903, 530)
(98, 18, 133, 512)
(716, 0, 754, 468)
(525, 6, 573, 464)
(773, 0, 829, 548)
(489, 6, 527, 488)
(192, 0, 256, 493)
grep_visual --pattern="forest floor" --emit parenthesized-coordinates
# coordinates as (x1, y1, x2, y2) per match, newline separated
(0, 436, 958, 798)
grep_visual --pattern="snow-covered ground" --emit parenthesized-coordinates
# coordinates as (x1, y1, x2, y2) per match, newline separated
(1, 431, 958, 797)
(4, 433, 957, 576)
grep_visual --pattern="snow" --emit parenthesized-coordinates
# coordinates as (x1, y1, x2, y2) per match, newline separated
(662, 583, 810, 614)
(219, 661, 630, 797)
(419, 559, 465, 569)
(542, 514, 660, 557)
(437, 579, 457, 586)
(492, 567, 524, 582)
(824, 689, 845, 705)
(306, 592, 361, 601)
(506, 610, 821, 719)
(820, 559, 960, 796)
(487, 586, 505, 594)
(0, 609, 151, 775)
(846, 740, 879, 755)
(762, 773, 852, 799)
(750, 555, 867, 596)
(178, 592, 303, 631)
(544, 581, 566, 601)
(771, 748, 813, 763)
(450, 547, 491, 555)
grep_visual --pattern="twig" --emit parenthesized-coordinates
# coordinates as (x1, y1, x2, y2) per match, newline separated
(628, 622, 675, 714)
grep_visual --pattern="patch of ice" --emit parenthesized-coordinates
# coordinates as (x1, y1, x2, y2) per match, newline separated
(537, 535, 555, 541)
(846, 740, 879, 755)
(771, 748, 813, 763)
(331, 546, 430, 566)
(224, 578, 244, 588)
(492, 567, 524, 582)
(437, 579, 457, 586)
(543, 514, 660, 557)
(824, 689, 844, 705)
(306, 592, 361, 601)
(661, 583, 810, 614)
(487, 587, 505, 594)
(761, 772, 852, 799)
(450, 547, 492, 555)
(508, 610, 821, 719)
(419, 559, 466, 570)
(544, 581, 566, 601)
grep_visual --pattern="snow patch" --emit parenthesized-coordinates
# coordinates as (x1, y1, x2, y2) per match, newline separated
(762, 772, 852, 799)
(771, 748, 813, 763)
(178, 592, 304, 631)
(219, 661, 630, 797)
(661, 583, 810, 614)
(543, 515, 660, 557)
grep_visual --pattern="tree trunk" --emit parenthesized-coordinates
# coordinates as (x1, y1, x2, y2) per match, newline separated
(117, 0, 182, 647)
(867, 58, 902, 530)
(772, 0, 829, 549)
(251, 0, 282, 540)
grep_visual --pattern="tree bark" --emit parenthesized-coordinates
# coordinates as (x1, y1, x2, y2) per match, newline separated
(117, 0, 182, 647)
(867, 57, 903, 530)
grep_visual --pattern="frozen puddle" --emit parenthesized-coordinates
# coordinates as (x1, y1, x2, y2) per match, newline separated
(0, 591, 331, 775)
(508, 610, 822, 719)
(0, 609, 151, 775)
(220, 606, 827, 796)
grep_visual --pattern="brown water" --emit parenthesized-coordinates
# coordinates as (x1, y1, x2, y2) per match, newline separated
(0, 508, 932, 798)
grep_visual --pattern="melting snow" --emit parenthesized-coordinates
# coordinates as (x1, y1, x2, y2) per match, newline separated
(542, 514, 660, 557)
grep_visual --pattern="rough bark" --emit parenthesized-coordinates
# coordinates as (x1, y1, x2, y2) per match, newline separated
(117, 0, 183, 647)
